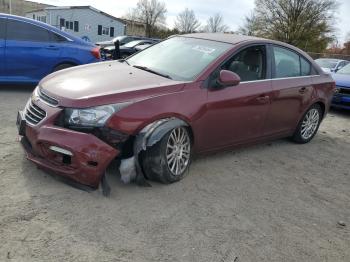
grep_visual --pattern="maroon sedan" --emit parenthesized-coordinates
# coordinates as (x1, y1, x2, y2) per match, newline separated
(17, 33, 335, 192)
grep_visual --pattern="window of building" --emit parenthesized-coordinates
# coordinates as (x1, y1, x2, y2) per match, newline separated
(98, 25, 112, 36)
(60, 18, 65, 28)
(36, 16, 46, 23)
(74, 21, 79, 32)
(102, 27, 109, 35)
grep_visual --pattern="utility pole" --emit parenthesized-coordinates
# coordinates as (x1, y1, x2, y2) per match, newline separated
(9, 0, 12, 14)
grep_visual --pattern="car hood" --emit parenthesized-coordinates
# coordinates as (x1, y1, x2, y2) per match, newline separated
(39, 61, 186, 108)
(331, 73, 350, 88)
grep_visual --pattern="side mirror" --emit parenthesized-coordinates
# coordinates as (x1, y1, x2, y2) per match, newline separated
(217, 70, 241, 87)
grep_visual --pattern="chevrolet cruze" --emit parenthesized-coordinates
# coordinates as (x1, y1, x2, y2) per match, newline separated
(17, 33, 335, 191)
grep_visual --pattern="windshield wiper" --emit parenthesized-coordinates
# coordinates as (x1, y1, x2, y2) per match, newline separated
(133, 65, 172, 79)
(118, 59, 130, 65)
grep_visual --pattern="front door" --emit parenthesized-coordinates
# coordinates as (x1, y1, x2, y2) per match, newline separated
(196, 45, 273, 152)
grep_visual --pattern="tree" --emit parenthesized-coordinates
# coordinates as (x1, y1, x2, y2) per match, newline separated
(240, 0, 338, 53)
(174, 8, 200, 33)
(238, 12, 259, 36)
(204, 13, 229, 33)
(125, 0, 167, 37)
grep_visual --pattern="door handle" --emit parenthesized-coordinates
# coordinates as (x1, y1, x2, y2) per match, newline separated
(256, 95, 270, 103)
(299, 87, 307, 94)
(46, 45, 59, 50)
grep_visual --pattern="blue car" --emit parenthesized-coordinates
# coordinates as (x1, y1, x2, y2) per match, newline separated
(332, 63, 350, 110)
(0, 14, 101, 84)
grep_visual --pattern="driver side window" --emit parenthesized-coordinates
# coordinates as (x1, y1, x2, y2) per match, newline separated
(210, 45, 267, 87)
(223, 45, 267, 82)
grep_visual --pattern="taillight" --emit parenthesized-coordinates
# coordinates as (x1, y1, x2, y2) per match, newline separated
(91, 47, 101, 59)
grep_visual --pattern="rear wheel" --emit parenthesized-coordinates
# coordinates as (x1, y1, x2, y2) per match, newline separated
(53, 63, 74, 72)
(141, 127, 192, 183)
(292, 104, 322, 143)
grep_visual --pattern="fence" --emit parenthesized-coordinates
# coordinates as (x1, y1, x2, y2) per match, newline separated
(308, 52, 350, 61)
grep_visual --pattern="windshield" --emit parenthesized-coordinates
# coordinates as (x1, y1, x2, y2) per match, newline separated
(124, 40, 143, 48)
(127, 37, 232, 81)
(315, 59, 339, 69)
(337, 63, 350, 75)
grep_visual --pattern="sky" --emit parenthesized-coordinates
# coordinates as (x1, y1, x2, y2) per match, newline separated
(29, 0, 350, 44)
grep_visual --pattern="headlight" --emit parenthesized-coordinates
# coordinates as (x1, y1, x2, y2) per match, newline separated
(65, 102, 132, 127)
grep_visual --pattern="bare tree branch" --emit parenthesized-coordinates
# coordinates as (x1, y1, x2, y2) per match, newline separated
(204, 13, 229, 33)
(125, 0, 167, 37)
(174, 8, 201, 33)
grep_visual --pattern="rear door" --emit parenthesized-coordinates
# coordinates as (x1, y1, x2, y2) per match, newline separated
(263, 45, 314, 136)
(0, 17, 5, 80)
(5, 18, 61, 83)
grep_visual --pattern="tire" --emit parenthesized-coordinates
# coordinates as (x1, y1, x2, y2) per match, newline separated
(292, 104, 322, 144)
(53, 63, 74, 72)
(141, 127, 192, 184)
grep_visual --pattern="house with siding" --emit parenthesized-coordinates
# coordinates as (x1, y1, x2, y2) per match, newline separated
(25, 6, 128, 43)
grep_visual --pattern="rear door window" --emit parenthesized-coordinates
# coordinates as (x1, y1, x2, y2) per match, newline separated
(50, 32, 67, 42)
(273, 46, 300, 78)
(7, 19, 50, 42)
(300, 57, 311, 76)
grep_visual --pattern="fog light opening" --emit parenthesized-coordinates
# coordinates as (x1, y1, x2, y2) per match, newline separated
(87, 161, 98, 167)
(49, 146, 73, 156)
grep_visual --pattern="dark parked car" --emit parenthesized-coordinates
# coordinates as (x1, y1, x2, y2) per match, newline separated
(331, 63, 350, 110)
(17, 33, 335, 193)
(0, 14, 101, 84)
(134, 43, 153, 52)
(96, 35, 148, 48)
(315, 58, 349, 73)
(103, 39, 158, 59)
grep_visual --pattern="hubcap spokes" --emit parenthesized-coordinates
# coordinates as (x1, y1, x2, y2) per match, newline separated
(301, 109, 319, 140)
(166, 127, 191, 176)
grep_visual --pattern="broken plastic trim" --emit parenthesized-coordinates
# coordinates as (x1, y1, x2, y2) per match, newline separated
(133, 117, 189, 186)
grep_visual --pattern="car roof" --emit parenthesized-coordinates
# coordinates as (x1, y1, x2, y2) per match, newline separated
(182, 33, 265, 45)
(0, 13, 93, 46)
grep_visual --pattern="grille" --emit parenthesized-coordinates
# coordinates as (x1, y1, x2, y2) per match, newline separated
(38, 88, 59, 106)
(25, 100, 46, 125)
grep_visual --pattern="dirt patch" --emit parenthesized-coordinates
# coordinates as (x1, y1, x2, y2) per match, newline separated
(1, 87, 349, 262)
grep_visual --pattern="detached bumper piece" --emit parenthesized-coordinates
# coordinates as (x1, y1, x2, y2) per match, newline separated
(20, 125, 119, 192)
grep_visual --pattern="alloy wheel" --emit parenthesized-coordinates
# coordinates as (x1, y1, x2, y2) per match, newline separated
(301, 108, 320, 140)
(166, 127, 191, 176)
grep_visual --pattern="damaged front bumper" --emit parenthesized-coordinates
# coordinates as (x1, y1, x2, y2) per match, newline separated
(18, 111, 119, 189)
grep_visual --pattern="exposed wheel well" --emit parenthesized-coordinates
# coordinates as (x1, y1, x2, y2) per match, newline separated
(53, 62, 78, 72)
(315, 101, 325, 118)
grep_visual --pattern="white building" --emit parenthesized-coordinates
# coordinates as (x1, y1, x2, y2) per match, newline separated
(26, 6, 127, 43)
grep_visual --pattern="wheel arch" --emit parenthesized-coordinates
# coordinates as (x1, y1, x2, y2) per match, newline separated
(52, 61, 79, 72)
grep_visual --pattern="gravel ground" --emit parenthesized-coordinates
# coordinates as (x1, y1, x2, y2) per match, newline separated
(0, 86, 349, 262)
